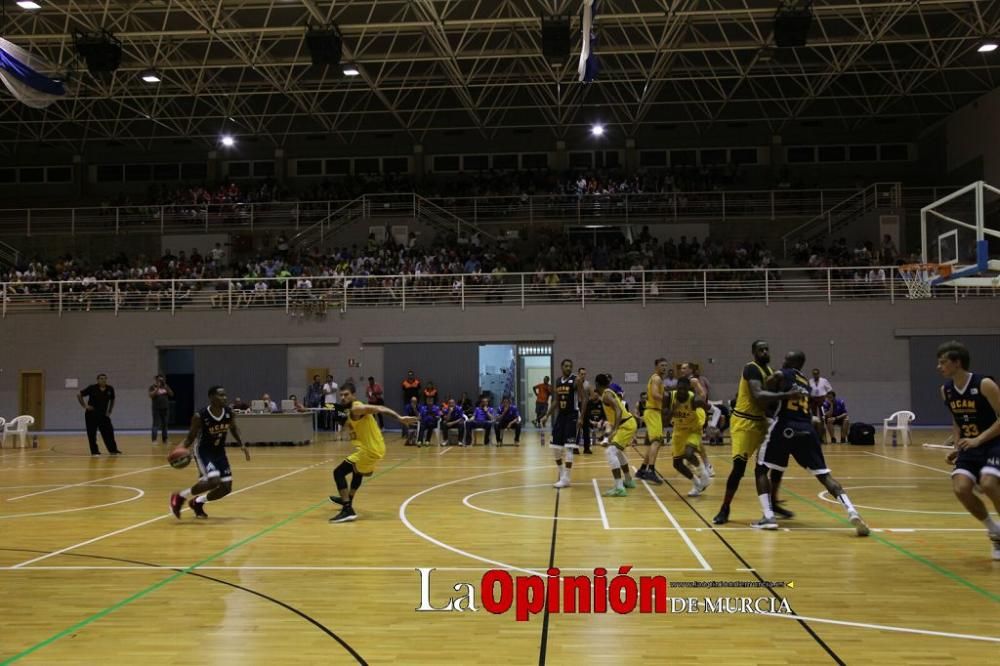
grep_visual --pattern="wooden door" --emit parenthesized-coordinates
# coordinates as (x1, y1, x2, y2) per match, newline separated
(18, 371, 44, 430)
(306, 367, 329, 386)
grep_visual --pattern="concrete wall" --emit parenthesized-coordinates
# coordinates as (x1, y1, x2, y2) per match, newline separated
(946, 87, 1000, 185)
(2, 300, 997, 430)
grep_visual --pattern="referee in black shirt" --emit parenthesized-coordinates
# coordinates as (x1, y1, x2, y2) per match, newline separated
(78, 373, 122, 455)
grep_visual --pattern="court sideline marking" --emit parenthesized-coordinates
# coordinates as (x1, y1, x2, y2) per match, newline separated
(631, 459, 846, 666)
(5, 464, 167, 501)
(591, 479, 611, 529)
(0, 457, 413, 664)
(863, 451, 951, 474)
(537, 489, 560, 666)
(781, 487, 1000, 604)
(10, 459, 335, 569)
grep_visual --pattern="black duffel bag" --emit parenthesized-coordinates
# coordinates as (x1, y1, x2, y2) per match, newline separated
(848, 422, 876, 445)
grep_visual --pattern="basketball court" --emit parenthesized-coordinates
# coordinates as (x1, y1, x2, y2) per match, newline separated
(1, 432, 996, 664)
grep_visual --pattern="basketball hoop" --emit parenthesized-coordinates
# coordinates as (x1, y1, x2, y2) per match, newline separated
(898, 263, 951, 299)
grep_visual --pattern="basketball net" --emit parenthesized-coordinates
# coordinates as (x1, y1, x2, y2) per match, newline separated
(898, 263, 951, 299)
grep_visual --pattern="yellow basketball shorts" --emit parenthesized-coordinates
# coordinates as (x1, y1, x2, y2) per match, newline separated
(346, 439, 386, 475)
(643, 409, 664, 442)
(671, 428, 703, 457)
(611, 418, 638, 449)
(730, 417, 768, 460)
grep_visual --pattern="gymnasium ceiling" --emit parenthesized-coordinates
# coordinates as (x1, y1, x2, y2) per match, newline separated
(2, 0, 1000, 149)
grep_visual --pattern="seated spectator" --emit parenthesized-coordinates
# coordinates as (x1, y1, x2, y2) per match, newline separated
(403, 396, 421, 445)
(494, 396, 522, 446)
(289, 394, 308, 413)
(440, 398, 467, 445)
(459, 392, 475, 418)
(466, 396, 496, 445)
(823, 392, 850, 443)
(418, 396, 442, 446)
(231, 396, 250, 411)
(262, 393, 278, 413)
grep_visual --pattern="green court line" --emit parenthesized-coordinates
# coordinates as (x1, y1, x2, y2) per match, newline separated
(0, 457, 414, 665)
(781, 487, 1000, 604)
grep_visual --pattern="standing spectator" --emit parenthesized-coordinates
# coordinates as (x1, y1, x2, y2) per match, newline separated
(367, 376, 385, 429)
(323, 374, 339, 430)
(881, 234, 898, 263)
(634, 392, 648, 430)
(78, 373, 121, 456)
(809, 368, 834, 417)
(532, 376, 552, 427)
(494, 396, 522, 446)
(148, 374, 173, 444)
(306, 375, 324, 409)
(422, 381, 439, 404)
(664, 368, 678, 391)
(692, 366, 711, 401)
(466, 396, 496, 445)
(402, 370, 421, 407)
(584, 388, 606, 451)
(823, 392, 850, 444)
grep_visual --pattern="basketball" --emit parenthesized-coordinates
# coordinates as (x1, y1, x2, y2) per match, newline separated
(167, 447, 192, 469)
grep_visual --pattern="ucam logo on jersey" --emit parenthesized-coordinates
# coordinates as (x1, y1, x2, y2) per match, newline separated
(414, 567, 794, 619)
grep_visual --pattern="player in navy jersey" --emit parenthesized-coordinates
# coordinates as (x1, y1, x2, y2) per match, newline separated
(543, 359, 588, 488)
(169, 385, 250, 519)
(753, 351, 869, 535)
(937, 341, 1000, 560)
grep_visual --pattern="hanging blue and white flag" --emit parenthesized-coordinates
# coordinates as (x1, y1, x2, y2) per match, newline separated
(577, 0, 600, 83)
(0, 37, 66, 109)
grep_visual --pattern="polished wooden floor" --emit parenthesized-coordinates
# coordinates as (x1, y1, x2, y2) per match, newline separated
(0, 430, 997, 665)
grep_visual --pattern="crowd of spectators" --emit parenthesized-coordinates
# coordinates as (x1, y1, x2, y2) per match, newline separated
(85, 165, 745, 211)
(1, 226, 914, 311)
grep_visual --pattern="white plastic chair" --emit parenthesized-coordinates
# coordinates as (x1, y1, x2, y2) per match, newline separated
(882, 410, 915, 446)
(2, 415, 35, 448)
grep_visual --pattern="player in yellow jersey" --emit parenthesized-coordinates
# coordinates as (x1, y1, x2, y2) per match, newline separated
(329, 381, 417, 523)
(713, 340, 804, 525)
(680, 362, 714, 477)
(636, 358, 668, 484)
(596, 373, 637, 497)
(666, 377, 712, 497)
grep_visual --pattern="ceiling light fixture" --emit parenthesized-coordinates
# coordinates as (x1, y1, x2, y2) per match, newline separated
(140, 71, 161, 83)
(342, 65, 360, 76)
(978, 41, 998, 53)
(17, 1, 42, 10)
(591, 124, 605, 137)
(220, 135, 235, 147)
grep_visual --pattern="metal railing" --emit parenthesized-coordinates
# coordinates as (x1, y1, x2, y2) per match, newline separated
(0, 239, 19, 267)
(2, 267, 995, 317)
(781, 182, 902, 257)
(0, 186, 963, 238)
